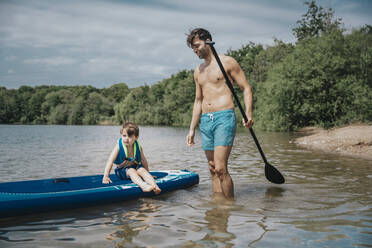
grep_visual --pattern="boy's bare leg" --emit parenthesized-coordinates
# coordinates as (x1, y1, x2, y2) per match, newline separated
(137, 167, 161, 194)
(213, 146, 234, 198)
(205, 150, 222, 193)
(126, 168, 154, 192)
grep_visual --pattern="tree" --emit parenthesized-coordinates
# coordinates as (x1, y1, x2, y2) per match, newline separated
(102, 83, 130, 103)
(82, 92, 113, 125)
(114, 85, 150, 123)
(255, 28, 372, 131)
(227, 42, 264, 77)
(293, 0, 342, 41)
(0, 88, 18, 123)
(68, 97, 85, 125)
(44, 89, 74, 124)
(251, 39, 294, 84)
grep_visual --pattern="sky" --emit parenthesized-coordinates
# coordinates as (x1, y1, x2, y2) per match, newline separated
(1, 0, 371, 89)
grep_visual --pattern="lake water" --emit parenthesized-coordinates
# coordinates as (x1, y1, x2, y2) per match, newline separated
(0, 125, 371, 248)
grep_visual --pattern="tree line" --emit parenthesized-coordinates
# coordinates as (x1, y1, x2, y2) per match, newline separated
(1, 1, 371, 130)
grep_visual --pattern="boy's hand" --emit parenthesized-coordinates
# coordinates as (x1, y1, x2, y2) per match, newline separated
(102, 176, 112, 184)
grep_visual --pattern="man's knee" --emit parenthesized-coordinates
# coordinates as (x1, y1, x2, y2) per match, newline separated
(214, 166, 227, 177)
(214, 158, 228, 178)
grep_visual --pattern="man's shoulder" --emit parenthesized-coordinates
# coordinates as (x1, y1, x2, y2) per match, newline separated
(220, 55, 236, 63)
(220, 55, 239, 69)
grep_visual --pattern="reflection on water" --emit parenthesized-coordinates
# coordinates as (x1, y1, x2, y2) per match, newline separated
(185, 193, 236, 248)
(0, 125, 371, 247)
(107, 201, 161, 246)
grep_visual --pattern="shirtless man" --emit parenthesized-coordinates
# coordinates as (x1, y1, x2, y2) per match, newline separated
(186, 28, 254, 198)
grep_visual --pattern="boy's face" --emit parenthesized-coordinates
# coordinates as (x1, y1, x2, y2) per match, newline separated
(121, 129, 138, 146)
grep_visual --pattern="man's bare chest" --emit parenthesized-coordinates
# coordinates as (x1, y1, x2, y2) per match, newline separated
(198, 66, 224, 85)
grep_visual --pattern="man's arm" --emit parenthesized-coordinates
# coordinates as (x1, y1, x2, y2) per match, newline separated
(187, 69, 203, 146)
(226, 56, 254, 128)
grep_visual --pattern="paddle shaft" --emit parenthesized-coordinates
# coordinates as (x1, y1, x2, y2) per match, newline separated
(205, 41, 268, 164)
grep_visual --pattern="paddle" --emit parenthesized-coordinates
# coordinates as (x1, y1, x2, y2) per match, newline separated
(205, 41, 285, 184)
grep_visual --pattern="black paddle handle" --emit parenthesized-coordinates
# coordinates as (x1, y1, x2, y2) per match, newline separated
(205, 41, 268, 164)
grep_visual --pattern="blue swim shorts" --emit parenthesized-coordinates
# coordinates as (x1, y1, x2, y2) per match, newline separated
(200, 109, 236, 150)
(115, 163, 143, 180)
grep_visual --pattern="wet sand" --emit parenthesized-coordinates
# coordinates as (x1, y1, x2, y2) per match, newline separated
(294, 124, 372, 160)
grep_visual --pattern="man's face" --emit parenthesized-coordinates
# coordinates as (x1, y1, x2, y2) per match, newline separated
(191, 36, 208, 59)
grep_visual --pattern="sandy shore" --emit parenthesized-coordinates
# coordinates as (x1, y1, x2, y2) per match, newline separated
(294, 124, 372, 160)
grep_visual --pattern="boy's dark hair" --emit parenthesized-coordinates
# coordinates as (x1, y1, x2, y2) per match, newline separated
(186, 28, 212, 47)
(121, 122, 139, 137)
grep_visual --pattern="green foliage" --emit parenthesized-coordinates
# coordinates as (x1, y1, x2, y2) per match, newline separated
(228, 42, 264, 77)
(250, 40, 294, 84)
(115, 85, 150, 124)
(0, 85, 117, 125)
(114, 70, 195, 126)
(0, 88, 18, 123)
(68, 97, 85, 125)
(293, 0, 342, 41)
(102, 83, 130, 103)
(256, 28, 372, 130)
(1, 2, 370, 130)
(82, 92, 114, 125)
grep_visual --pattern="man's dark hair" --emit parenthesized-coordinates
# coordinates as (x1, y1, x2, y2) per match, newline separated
(186, 28, 212, 47)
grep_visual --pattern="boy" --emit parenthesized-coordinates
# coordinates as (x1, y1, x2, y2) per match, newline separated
(102, 122, 161, 194)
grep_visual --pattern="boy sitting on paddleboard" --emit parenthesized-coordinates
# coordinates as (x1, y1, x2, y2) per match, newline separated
(102, 122, 161, 194)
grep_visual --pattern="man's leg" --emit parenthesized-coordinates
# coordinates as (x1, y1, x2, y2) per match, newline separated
(213, 146, 234, 198)
(204, 150, 222, 193)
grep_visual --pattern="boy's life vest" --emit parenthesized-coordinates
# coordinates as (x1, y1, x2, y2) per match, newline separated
(113, 138, 141, 167)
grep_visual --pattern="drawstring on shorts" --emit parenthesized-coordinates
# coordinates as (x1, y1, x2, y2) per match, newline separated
(208, 113, 214, 122)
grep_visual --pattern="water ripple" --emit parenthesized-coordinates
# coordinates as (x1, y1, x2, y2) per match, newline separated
(0, 125, 371, 247)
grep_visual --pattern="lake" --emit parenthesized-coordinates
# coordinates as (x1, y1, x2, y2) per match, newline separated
(0, 125, 371, 247)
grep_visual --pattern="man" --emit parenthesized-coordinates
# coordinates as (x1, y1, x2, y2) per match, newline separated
(186, 28, 254, 198)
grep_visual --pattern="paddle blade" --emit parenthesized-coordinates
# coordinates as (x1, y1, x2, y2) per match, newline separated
(265, 163, 285, 184)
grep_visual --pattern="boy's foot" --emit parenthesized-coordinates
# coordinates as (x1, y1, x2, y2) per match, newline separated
(141, 183, 154, 192)
(153, 185, 161, 195)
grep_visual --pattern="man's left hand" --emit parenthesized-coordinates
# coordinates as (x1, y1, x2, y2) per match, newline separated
(242, 118, 254, 128)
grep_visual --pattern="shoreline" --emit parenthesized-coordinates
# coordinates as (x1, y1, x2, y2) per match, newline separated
(294, 124, 372, 160)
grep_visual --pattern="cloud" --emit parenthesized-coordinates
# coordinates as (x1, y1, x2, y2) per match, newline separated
(1, 0, 297, 54)
(0, 0, 371, 88)
(5, 56, 18, 62)
(23, 57, 78, 66)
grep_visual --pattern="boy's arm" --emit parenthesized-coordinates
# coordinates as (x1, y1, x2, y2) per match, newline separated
(227, 56, 254, 128)
(102, 144, 119, 183)
(140, 147, 149, 171)
(187, 69, 203, 146)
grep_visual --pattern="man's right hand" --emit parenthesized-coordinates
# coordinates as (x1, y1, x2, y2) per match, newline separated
(186, 130, 195, 146)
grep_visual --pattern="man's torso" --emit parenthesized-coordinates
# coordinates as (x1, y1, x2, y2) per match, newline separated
(196, 55, 235, 113)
